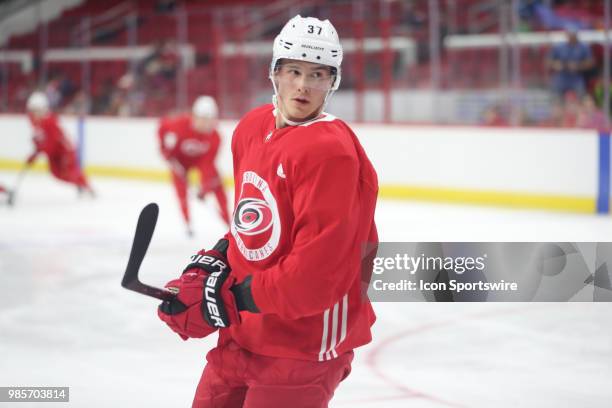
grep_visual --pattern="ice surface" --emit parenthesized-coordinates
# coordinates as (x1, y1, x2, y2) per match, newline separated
(0, 172, 610, 407)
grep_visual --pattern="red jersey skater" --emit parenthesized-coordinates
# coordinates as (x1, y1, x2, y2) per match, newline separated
(158, 96, 230, 236)
(157, 15, 378, 408)
(25, 92, 93, 195)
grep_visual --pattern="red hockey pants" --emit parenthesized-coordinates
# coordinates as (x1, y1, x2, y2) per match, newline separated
(171, 162, 229, 226)
(192, 337, 353, 408)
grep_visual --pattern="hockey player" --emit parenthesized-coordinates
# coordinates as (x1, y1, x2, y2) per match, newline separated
(158, 15, 378, 408)
(25, 92, 94, 195)
(157, 95, 230, 236)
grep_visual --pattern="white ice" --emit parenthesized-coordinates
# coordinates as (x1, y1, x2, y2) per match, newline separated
(0, 172, 611, 408)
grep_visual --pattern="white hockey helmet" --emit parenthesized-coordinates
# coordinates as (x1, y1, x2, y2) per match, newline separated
(192, 95, 218, 119)
(270, 15, 343, 91)
(26, 91, 49, 112)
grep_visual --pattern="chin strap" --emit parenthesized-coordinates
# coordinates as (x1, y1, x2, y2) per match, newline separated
(271, 79, 334, 127)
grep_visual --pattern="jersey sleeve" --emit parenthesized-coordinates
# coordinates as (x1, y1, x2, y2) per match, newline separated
(157, 120, 175, 159)
(250, 151, 363, 320)
(31, 132, 44, 152)
(204, 130, 221, 162)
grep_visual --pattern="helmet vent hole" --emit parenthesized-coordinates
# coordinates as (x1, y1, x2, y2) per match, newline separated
(302, 53, 306, 57)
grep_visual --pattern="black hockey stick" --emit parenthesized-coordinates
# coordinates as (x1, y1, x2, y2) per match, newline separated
(121, 203, 177, 301)
(6, 190, 15, 206)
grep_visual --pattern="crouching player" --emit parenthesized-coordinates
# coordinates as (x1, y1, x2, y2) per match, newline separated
(158, 95, 230, 236)
(25, 92, 94, 196)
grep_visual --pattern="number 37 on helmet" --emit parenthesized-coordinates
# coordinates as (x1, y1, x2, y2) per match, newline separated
(270, 15, 344, 91)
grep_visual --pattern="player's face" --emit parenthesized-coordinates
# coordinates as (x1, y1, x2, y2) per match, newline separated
(191, 116, 215, 133)
(274, 60, 334, 122)
(29, 108, 46, 120)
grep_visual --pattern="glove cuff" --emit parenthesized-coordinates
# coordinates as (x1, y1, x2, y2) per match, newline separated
(182, 239, 230, 275)
(231, 276, 260, 313)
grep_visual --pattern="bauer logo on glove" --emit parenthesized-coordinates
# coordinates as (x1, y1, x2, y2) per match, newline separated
(182, 239, 230, 275)
(203, 269, 239, 328)
(187, 253, 228, 274)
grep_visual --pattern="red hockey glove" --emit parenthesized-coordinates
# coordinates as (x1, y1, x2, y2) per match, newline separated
(157, 239, 230, 339)
(157, 271, 216, 340)
(169, 159, 186, 178)
(26, 151, 39, 165)
(160, 147, 172, 161)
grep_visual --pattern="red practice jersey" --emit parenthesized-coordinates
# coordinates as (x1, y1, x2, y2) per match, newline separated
(158, 114, 220, 168)
(225, 104, 378, 362)
(28, 113, 74, 157)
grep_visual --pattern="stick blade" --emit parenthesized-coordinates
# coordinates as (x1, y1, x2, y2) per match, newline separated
(121, 203, 176, 301)
(122, 203, 159, 288)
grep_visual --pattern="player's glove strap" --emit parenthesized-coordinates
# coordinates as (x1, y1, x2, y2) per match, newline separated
(159, 296, 187, 315)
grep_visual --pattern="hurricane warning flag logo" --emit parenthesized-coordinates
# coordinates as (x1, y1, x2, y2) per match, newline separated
(231, 171, 281, 261)
(234, 198, 274, 235)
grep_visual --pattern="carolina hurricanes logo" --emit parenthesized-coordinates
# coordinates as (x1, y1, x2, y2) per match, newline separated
(231, 171, 281, 261)
(181, 139, 210, 156)
(234, 198, 274, 236)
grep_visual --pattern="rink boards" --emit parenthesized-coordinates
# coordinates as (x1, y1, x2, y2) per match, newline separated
(0, 114, 606, 213)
